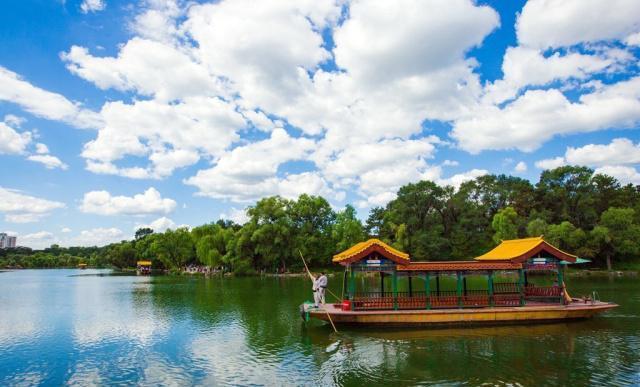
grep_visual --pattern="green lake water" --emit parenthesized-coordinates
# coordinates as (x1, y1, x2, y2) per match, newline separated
(0, 269, 638, 386)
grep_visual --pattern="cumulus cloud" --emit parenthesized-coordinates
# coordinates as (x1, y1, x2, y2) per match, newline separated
(0, 66, 101, 129)
(135, 216, 177, 232)
(514, 161, 527, 173)
(517, 0, 640, 49)
(0, 187, 65, 223)
(27, 154, 68, 170)
(453, 77, 640, 153)
(220, 207, 249, 225)
(80, 0, 106, 14)
(0, 122, 31, 155)
(71, 228, 125, 246)
(594, 165, 640, 185)
(535, 157, 566, 170)
(80, 187, 176, 216)
(184, 128, 332, 201)
(19, 231, 56, 249)
(536, 138, 640, 171)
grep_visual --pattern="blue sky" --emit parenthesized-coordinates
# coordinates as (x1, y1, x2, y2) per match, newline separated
(1, 0, 639, 248)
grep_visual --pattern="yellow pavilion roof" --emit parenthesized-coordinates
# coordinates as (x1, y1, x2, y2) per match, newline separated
(332, 238, 409, 264)
(475, 237, 577, 262)
(137, 261, 152, 266)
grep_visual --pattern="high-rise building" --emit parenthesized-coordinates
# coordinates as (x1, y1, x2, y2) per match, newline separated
(6, 236, 16, 248)
(0, 233, 16, 249)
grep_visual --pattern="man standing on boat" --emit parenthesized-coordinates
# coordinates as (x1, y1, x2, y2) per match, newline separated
(313, 272, 328, 307)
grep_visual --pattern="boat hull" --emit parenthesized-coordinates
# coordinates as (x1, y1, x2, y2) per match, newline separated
(305, 301, 617, 327)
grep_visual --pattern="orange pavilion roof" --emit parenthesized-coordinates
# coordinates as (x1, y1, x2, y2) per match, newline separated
(333, 239, 409, 265)
(475, 237, 577, 263)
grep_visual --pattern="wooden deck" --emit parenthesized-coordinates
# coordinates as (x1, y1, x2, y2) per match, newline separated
(304, 300, 618, 327)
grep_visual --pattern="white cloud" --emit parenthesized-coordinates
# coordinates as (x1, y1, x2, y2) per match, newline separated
(185, 128, 325, 201)
(19, 231, 56, 249)
(594, 165, 640, 185)
(27, 154, 68, 170)
(535, 157, 566, 170)
(0, 187, 65, 223)
(484, 47, 620, 104)
(536, 138, 640, 170)
(517, 0, 640, 49)
(0, 122, 31, 155)
(220, 207, 248, 225)
(35, 143, 49, 154)
(439, 168, 488, 189)
(565, 138, 640, 167)
(71, 228, 125, 247)
(514, 161, 527, 173)
(0, 66, 101, 129)
(135, 216, 176, 232)
(80, 0, 106, 14)
(62, 38, 219, 101)
(80, 187, 176, 216)
(61, 227, 72, 233)
(4, 114, 25, 127)
(80, 97, 246, 179)
(453, 77, 640, 153)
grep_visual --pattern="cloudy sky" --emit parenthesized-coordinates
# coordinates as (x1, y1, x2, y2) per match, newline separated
(1, 0, 639, 249)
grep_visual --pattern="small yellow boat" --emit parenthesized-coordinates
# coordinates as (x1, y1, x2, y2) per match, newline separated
(301, 238, 617, 327)
(136, 261, 152, 275)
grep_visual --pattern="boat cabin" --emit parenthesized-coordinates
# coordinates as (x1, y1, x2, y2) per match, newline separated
(136, 260, 152, 275)
(334, 237, 577, 311)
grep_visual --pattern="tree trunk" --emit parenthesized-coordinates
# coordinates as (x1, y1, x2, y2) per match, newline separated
(606, 253, 612, 271)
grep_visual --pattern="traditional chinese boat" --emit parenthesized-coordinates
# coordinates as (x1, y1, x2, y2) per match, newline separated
(301, 237, 617, 327)
(136, 260, 152, 275)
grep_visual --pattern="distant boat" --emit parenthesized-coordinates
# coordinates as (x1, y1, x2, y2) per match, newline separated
(78, 263, 87, 270)
(136, 261, 152, 275)
(301, 238, 617, 327)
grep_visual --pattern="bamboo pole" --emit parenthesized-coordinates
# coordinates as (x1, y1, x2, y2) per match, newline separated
(298, 250, 338, 333)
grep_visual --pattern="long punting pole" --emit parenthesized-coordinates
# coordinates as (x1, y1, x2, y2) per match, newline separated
(298, 250, 338, 333)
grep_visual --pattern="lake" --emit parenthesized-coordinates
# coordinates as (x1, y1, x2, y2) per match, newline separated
(0, 270, 638, 386)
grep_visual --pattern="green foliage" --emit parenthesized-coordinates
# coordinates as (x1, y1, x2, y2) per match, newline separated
(3, 166, 640, 271)
(492, 207, 519, 243)
(333, 205, 365, 252)
(151, 228, 195, 269)
(526, 218, 548, 237)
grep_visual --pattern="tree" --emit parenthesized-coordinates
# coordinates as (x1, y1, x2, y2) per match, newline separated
(535, 166, 597, 229)
(151, 228, 195, 269)
(332, 205, 365, 252)
(135, 227, 154, 240)
(491, 207, 519, 243)
(385, 181, 449, 260)
(527, 218, 548, 237)
(595, 208, 640, 270)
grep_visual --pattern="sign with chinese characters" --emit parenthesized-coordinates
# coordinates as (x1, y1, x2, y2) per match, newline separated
(525, 257, 559, 271)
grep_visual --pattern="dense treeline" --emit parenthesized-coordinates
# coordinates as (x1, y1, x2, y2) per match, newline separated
(2, 166, 640, 272)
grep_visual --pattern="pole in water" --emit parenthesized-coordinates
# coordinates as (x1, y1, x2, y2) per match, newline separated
(298, 250, 338, 334)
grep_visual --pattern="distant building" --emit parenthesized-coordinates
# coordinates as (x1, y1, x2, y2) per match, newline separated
(0, 233, 17, 249)
(6, 236, 16, 248)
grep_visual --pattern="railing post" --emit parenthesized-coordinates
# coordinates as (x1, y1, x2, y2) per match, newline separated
(392, 268, 398, 310)
(488, 270, 494, 307)
(425, 273, 431, 310)
(349, 265, 356, 301)
(518, 268, 525, 306)
(457, 271, 463, 308)
(557, 262, 564, 305)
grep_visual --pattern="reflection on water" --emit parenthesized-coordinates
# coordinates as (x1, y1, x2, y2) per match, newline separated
(0, 270, 638, 386)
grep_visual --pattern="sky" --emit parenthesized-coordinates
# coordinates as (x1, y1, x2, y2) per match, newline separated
(1, 0, 639, 249)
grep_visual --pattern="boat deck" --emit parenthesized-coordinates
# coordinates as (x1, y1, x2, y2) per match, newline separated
(305, 300, 617, 327)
